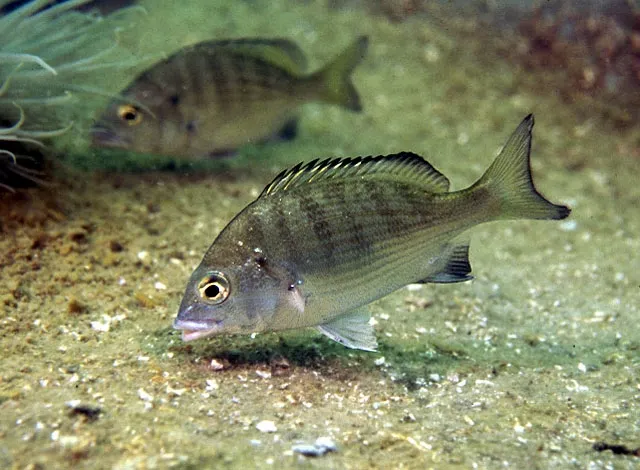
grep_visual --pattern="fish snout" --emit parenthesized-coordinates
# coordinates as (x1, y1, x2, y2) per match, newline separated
(173, 302, 225, 341)
(173, 317, 224, 342)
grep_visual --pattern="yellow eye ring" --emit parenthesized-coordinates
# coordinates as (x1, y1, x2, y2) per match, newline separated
(198, 272, 230, 304)
(117, 104, 143, 126)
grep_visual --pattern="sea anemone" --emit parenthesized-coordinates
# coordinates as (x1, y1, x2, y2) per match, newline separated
(0, 104, 47, 191)
(0, 0, 148, 190)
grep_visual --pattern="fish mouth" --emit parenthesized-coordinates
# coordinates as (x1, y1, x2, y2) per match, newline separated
(90, 126, 128, 149)
(173, 318, 222, 342)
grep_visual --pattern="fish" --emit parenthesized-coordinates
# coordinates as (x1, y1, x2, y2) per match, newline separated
(173, 115, 570, 351)
(91, 36, 368, 158)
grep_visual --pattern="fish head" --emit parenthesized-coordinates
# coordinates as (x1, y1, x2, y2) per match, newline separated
(174, 247, 302, 342)
(90, 95, 167, 154)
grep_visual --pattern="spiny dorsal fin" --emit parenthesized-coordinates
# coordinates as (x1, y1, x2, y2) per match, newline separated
(261, 152, 450, 198)
(198, 38, 307, 74)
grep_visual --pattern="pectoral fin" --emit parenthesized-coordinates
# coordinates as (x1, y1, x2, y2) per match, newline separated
(276, 117, 298, 141)
(317, 309, 378, 351)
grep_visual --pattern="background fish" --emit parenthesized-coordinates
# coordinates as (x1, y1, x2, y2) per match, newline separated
(174, 115, 570, 351)
(91, 36, 368, 158)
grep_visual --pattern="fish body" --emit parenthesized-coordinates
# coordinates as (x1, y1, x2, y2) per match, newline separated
(174, 115, 570, 350)
(91, 37, 368, 158)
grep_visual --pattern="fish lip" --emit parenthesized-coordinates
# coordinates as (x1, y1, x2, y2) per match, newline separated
(181, 328, 219, 342)
(173, 318, 222, 342)
(90, 126, 128, 148)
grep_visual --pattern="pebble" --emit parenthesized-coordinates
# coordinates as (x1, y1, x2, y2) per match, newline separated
(205, 379, 219, 391)
(292, 437, 337, 457)
(90, 314, 126, 333)
(137, 388, 153, 402)
(67, 297, 88, 315)
(90, 319, 110, 333)
(292, 444, 319, 456)
(256, 420, 277, 433)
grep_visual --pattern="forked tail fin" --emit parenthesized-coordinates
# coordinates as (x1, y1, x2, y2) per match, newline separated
(310, 36, 368, 112)
(472, 114, 571, 221)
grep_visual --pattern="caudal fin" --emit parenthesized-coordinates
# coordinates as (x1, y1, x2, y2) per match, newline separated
(473, 114, 571, 221)
(311, 36, 368, 111)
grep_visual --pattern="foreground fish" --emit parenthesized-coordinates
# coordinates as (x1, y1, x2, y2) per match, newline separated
(174, 115, 570, 351)
(91, 36, 368, 158)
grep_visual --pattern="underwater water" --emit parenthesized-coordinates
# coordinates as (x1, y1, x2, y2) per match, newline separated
(1, 0, 639, 468)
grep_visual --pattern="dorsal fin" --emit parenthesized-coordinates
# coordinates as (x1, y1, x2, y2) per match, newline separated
(260, 152, 450, 198)
(199, 38, 307, 74)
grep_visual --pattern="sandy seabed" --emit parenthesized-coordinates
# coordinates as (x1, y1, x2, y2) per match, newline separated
(1, 1, 639, 468)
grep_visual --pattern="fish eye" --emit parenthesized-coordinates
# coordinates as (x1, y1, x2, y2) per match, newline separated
(117, 104, 143, 126)
(198, 272, 230, 304)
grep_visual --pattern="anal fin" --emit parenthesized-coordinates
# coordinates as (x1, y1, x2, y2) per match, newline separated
(317, 308, 378, 352)
(419, 243, 473, 284)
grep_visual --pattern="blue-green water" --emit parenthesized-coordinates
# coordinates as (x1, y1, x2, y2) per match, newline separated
(1, 1, 639, 469)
